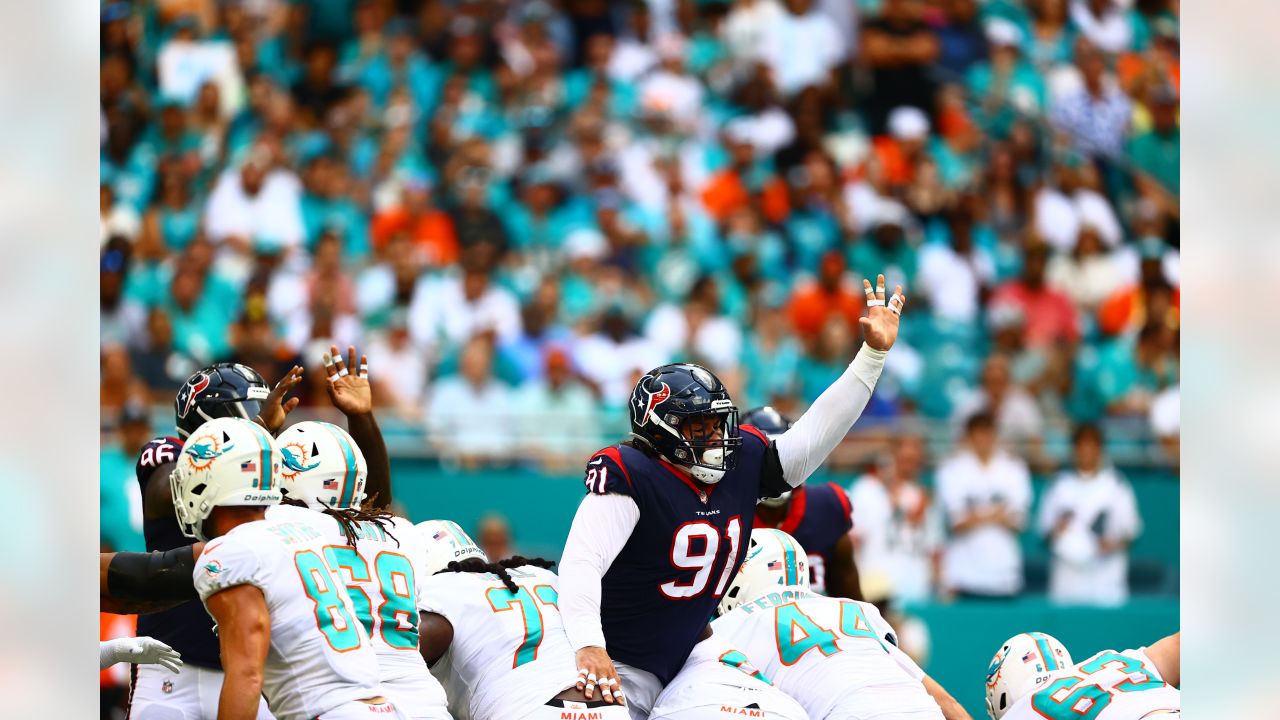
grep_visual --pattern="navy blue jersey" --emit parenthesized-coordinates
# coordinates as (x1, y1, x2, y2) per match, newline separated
(754, 482, 853, 594)
(133, 436, 223, 670)
(584, 425, 788, 684)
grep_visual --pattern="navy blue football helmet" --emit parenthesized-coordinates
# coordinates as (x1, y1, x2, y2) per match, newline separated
(740, 406, 793, 439)
(742, 406, 794, 507)
(174, 363, 272, 439)
(629, 363, 741, 484)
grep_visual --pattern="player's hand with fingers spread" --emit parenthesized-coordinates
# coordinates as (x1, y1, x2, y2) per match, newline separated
(575, 646, 625, 705)
(860, 273, 907, 351)
(100, 637, 184, 673)
(323, 345, 373, 417)
(254, 365, 305, 433)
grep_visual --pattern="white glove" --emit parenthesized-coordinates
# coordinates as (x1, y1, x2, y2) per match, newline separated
(100, 637, 183, 673)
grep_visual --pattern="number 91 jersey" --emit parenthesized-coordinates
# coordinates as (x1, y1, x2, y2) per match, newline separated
(1003, 649, 1179, 720)
(194, 516, 381, 720)
(584, 427, 789, 684)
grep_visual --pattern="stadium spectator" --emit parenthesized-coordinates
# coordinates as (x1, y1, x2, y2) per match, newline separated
(848, 434, 942, 603)
(759, 0, 845, 98)
(477, 513, 515, 563)
(1051, 38, 1132, 162)
(934, 0, 988, 82)
(99, 400, 148, 553)
(424, 335, 515, 466)
(1038, 424, 1141, 606)
(365, 310, 430, 417)
(991, 242, 1081, 349)
(408, 261, 522, 351)
(952, 353, 1045, 447)
(937, 412, 1032, 599)
(513, 347, 602, 470)
(203, 145, 305, 254)
(861, 0, 939, 134)
(1069, 0, 1134, 55)
(788, 250, 864, 342)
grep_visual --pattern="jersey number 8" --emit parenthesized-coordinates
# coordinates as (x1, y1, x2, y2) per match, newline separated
(323, 546, 419, 650)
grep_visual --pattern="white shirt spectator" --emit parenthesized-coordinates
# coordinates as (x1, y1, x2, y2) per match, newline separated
(204, 167, 305, 249)
(407, 273, 523, 351)
(1037, 465, 1141, 606)
(937, 448, 1032, 596)
(364, 331, 430, 415)
(424, 375, 514, 460)
(1033, 186, 1081, 252)
(724, 110, 796, 158)
(916, 243, 994, 323)
(607, 37, 658, 83)
(512, 379, 603, 461)
(643, 304, 744, 372)
(1069, 0, 1133, 55)
(952, 388, 1045, 444)
(1047, 249, 1127, 310)
(1149, 386, 1179, 438)
(848, 473, 942, 603)
(759, 7, 845, 97)
(572, 332, 668, 403)
(723, 0, 786, 64)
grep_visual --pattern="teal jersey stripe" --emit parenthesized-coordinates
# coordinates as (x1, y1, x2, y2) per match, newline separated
(323, 422, 359, 508)
(246, 422, 274, 491)
(1031, 633, 1058, 671)
(781, 535, 799, 586)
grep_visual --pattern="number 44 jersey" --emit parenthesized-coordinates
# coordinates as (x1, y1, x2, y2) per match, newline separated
(712, 589, 942, 720)
(1001, 648, 1179, 720)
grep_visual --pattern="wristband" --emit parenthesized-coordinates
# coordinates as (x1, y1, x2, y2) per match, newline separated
(850, 343, 888, 391)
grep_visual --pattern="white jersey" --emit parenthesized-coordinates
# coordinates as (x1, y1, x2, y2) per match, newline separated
(193, 515, 381, 720)
(651, 634, 810, 720)
(712, 589, 941, 720)
(1003, 648, 1180, 720)
(419, 565, 578, 720)
(268, 505, 450, 719)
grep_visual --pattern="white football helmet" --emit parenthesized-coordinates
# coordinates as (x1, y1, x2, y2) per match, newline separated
(717, 528, 809, 617)
(417, 519, 488, 575)
(985, 632, 1074, 719)
(170, 418, 281, 541)
(276, 421, 368, 511)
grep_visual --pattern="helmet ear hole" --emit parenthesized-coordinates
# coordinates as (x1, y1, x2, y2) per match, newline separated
(190, 483, 207, 496)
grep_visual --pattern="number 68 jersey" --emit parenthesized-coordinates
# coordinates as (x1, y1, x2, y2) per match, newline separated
(1002, 648, 1179, 720)
(194, 516, 382, 720)
(419, 565, 579, 720)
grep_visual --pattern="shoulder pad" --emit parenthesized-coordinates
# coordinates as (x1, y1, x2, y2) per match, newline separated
(583, 446, 633, 496)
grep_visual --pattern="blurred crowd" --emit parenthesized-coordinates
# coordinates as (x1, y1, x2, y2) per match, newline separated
(100, 0, 1179, 597)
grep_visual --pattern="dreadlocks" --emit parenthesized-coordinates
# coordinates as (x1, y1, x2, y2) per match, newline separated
(279, 492, 400, 548)
(437, 556, 557, 594)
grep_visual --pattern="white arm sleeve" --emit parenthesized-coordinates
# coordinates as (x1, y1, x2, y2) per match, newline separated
(559, 493, 641, 651)
(775, 343, 887, 487)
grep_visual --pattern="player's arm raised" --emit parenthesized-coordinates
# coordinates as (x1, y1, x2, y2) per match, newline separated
(323, 345, 393, 508)
(100, 543, 204, 614)
(774, 275, 906, 486)
(1145, 631, 1180, 688)
(206, 584, 272, 720)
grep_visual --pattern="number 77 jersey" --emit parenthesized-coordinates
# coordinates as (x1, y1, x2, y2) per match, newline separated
(712, 591, 943, 720)
(1003, 649, 1179, 720)
(419, 565, 588, 720)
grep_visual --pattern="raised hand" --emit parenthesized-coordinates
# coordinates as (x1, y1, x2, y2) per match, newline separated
(323, 345, 372, 417)
(255, 365, 304, 434)
(859, 274, 907, 352)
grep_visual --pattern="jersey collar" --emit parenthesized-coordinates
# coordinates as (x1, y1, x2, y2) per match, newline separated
(656, 456, 717, 503)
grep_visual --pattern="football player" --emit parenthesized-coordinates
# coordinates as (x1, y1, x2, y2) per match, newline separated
(744, 407, 861, 599)
(272, 421, 451, 720)
(413, 520, 630, 720)
(129, 348, 389, 719)
(714, 530, 969, 720)
(984, 631, 1180, 720)
(172, 417, 407, 719)
(648, 635, 810, 720)
(559, 275, 905, 718)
